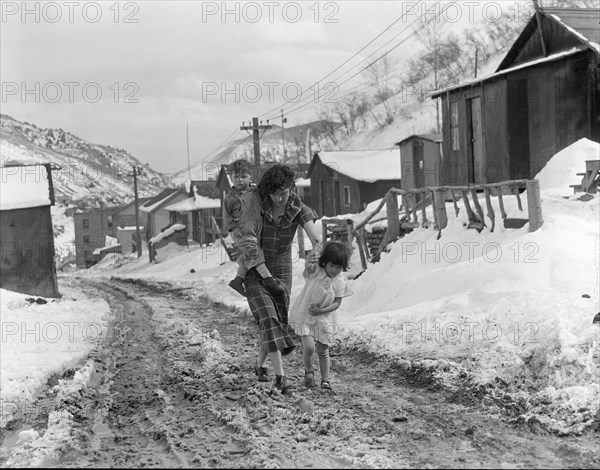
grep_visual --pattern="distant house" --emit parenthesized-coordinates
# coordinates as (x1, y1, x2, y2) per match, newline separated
(74, 206, 121, 268)
(431, 7, 600, 185)
(139, 188, 188, 239)
(165, 191, 221, 245)
(110, 197, 150, 230)
(395, 134, 443, 191)
(308, 149, 402, 217)
(0, 164, 59, 297)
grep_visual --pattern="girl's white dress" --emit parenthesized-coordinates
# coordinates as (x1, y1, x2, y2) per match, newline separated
(289, 262, 352, 346)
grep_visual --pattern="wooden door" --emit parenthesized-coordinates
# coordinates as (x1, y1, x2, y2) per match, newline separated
(412, 140, 425, 188)
(469, 96, 484, 183)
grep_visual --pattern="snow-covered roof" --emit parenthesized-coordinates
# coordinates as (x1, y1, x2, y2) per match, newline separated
(117, 226, 145, 231)
(296, 177, 310, 188)
(140, 189, 183, 213)
(149, 224, 186, 244)
(165, 195, 220, 212)
(546, 9, 600, 54)
(431, 47, 585, 97)
(0, 164, 53, 210)
(313, 148, 401, 182)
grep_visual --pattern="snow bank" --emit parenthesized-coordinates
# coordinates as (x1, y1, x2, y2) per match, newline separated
(339, 139, 600, 434)
(0, 287, 111, 428)
(535, 138, 599, 196)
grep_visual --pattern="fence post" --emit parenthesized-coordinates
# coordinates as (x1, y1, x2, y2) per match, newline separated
(386, 192, 400, 241)
(433, 190, 448, 230)
(526, 180, 543, 231)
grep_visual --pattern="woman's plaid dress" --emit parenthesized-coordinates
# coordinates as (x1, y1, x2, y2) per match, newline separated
(245, 192, 316, 355)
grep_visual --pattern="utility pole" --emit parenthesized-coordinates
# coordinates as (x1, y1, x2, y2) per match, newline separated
(186, 122, 192, 184)
(280, 109, 287, 162)
(133, 165, 142, 258)
(241, 117, 272, 172)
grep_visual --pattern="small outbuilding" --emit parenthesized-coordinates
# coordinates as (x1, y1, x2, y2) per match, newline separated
(0, 164, 59, 297)
(395, 134, 443, 191)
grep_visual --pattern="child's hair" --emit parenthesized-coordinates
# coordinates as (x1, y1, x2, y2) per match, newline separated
(229, 159, 254, 175)
(257, 164, 295, 200)
(318, 241, 351, 272)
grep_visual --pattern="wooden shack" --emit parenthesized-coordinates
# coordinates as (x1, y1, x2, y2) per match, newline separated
(431, 8, 600, 185)
(308, 149, 402, 217)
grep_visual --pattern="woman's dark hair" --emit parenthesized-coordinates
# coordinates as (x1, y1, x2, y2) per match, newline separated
(257, 164, 296, 200)
(318, 241, 351, 271)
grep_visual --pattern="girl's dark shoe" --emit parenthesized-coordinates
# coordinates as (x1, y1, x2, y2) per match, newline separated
(321, 380, 332, 390)
(274, 375, 295, 395)
(254, 361, 270, 382)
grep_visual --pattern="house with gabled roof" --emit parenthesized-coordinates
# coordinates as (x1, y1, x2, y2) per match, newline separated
(308, 149, 402, 217)
(431, 7, 600, 185)
(139, 188, 188, 239)
(0, 164, 59, 296)
(165, 187, 221, 245)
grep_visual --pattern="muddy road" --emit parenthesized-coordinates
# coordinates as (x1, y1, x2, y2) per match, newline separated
(4, 277, 599, 468)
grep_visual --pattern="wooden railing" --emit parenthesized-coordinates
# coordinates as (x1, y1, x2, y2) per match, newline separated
(353, 179, 543, 270)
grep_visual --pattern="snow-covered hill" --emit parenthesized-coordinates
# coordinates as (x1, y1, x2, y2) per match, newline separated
(0, 114, 174, 208)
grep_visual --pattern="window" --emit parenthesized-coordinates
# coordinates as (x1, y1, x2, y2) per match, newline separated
(84, 250, 91, 259)
(82, 218, 89, 229)
(343, 186, 351, 206)
(450, 101, 460, 151)
(83, 234, 90, 243)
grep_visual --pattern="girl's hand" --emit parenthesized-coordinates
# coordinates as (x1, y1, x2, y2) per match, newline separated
(308, 304, 322, 316)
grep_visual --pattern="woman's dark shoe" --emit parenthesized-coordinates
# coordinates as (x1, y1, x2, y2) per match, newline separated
(304, 370, 316, 388)
(254, 361, 270, 382)
(274, 375, 295, 395)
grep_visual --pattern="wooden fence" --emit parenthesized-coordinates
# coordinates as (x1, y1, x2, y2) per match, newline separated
(352, 179, 543, 270)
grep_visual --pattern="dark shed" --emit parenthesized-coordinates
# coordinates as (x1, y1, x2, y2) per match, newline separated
(431, 8, 600, 185)
(0, 164, 59, 297)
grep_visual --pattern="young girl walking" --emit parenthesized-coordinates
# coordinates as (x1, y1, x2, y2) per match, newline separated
(289, 241, 352, 390)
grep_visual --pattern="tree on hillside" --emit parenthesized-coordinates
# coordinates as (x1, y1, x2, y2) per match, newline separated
(364, 55, 400, 127)
(318, 93, 370, 141)
(409, 20, 456, 132)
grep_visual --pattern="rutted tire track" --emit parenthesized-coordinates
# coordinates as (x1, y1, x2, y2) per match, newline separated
(57, 278, 249, 468)
(44, 277, 600, 468)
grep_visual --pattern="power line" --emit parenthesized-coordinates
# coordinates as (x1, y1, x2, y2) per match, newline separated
(258, 6, 426, 121)
(265, 1, 462, 123)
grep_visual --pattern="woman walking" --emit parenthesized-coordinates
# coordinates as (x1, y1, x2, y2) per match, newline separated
(245, 164, 321, 394)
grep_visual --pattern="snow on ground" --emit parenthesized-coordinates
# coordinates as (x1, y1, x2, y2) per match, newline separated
(0, 286, 111, 427)
(1, 139, 599, 437)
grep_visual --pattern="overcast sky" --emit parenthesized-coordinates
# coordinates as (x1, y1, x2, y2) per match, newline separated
(1, 1, 532, 173)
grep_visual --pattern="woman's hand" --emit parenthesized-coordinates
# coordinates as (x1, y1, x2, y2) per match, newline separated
(308, 304, 322, 316)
